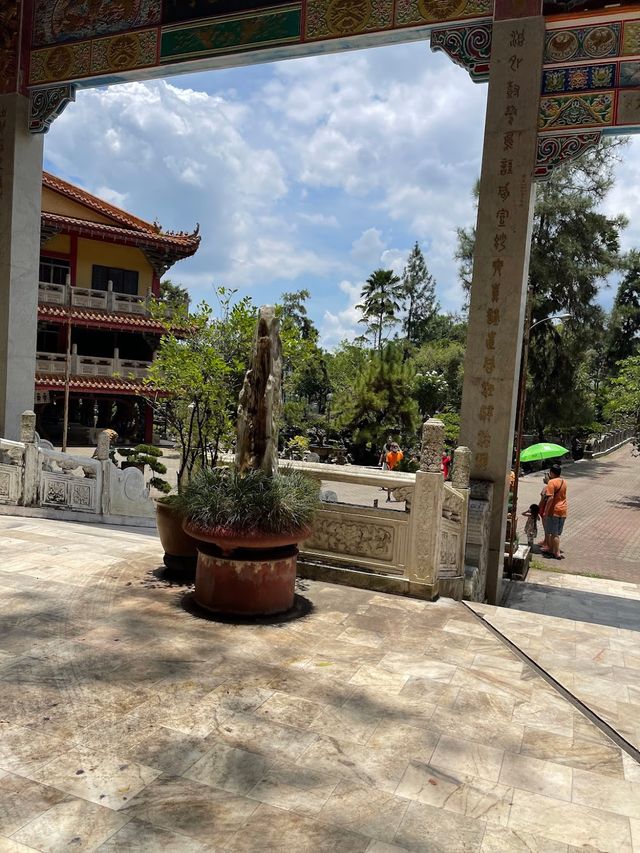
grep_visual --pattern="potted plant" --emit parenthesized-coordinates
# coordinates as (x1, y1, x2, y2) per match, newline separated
(178, 305, 320, 616)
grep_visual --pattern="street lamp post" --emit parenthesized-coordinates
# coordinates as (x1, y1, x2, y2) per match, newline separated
(508, 309, 572, 577)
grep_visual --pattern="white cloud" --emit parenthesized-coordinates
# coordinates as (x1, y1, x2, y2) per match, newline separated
(351, 228, 386, 266)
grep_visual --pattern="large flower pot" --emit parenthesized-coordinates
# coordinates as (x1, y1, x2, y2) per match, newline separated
(193, 542, 298, 616)
(184, 522, 310, 616)
(155, 500, 198, 569)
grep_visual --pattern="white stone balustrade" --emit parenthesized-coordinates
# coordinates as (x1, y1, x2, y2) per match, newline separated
(287, 428, 470, 601)
(36, 349, 151, 380)
(38, 281, 150, 315)
(0, 412, 154, 525)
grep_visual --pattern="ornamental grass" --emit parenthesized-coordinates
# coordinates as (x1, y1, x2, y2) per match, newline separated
(178, 466, 320, 535)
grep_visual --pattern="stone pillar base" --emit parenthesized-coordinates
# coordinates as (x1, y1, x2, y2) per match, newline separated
(195, 543, 297, 616)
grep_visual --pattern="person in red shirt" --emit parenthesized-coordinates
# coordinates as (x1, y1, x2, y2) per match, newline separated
(441, 450, 452, 480)
(541, 464, 568, 559)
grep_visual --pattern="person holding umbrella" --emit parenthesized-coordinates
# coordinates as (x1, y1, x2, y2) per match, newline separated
(541, 463, 568, 559)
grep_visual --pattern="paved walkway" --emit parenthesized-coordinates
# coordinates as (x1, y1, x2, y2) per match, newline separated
(1, 516, 640, 851)
(517, 444, 640, 584)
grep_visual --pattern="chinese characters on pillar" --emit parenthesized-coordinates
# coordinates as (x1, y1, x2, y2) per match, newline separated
(474, 25, 528, 474)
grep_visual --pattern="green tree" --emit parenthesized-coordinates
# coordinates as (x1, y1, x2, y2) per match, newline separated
(401, 242, 439, 346)
(604, 355, 640, 444)
(607, 251, 640, 365)
(335, 345, 420, 462)
(456, 142, 627, 437)
(280, 289, 318, 341)
(356, 268, 403, 353)
(412, 339, 466, 415)
(146, 288, 256, 488)
(159, 278, 190, 309)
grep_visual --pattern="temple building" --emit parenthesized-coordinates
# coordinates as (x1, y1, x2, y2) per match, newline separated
(35, 173, 200, 444)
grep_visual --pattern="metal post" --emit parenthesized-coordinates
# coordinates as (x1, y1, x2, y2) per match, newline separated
(61, 310, 72, 453)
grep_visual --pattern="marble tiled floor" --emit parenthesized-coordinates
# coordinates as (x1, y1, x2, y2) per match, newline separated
(1, 517, 639, 851)
(474, 569, 640, 757)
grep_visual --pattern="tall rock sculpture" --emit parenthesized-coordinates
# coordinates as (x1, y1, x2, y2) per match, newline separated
(235, 306, 282, 477)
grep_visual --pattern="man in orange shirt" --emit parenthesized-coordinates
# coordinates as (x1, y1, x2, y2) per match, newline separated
(541, 463, 567, 559)
(384, 443, 404, 502)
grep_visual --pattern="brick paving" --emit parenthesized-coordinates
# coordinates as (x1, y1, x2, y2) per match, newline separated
(517, 444, 640, 584)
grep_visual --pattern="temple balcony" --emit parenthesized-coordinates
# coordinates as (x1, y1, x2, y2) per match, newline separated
(38, 281, 151, 316)
(36, 348, 152, 380)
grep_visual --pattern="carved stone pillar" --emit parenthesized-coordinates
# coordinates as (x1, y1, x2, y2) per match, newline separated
(459, 0, 545, 604)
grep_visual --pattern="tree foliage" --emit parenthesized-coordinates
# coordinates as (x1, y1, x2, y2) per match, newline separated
(604, 355, 640, 444)
(335, 345, 420, 460)
(456, 141, 628, 438)
(401, 242, 438, 346)
(356, 268, 403, 352)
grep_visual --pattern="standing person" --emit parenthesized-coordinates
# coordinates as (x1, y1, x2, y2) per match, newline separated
(385, 442, 404, 502)
(537, 472, 549, 546)
(441, 449, 452, 480)
(522, 503, 540, 547)
(541, 464, 567, 559)
(379, 435, 393, 469)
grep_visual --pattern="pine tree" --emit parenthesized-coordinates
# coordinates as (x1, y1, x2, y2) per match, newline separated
(401, 242, 438, 345)
(335, 345, 420, 460)
(607, 252, 640, 365)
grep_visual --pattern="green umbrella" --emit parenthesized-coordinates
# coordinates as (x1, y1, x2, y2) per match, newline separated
(520, 442, 569, 463)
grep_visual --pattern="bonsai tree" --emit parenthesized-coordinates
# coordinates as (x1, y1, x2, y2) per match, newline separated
(117, 444, 171, 494)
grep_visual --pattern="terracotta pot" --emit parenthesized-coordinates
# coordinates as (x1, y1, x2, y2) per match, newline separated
(156, 500, 198, 564)
(194, 542, 298, 616)
(182, 521, 310, 554)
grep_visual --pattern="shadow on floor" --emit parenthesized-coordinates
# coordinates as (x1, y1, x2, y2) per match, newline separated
(503, 580, 640, 632)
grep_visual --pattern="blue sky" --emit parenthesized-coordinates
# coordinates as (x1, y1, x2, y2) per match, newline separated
(44, 40, 640, 346)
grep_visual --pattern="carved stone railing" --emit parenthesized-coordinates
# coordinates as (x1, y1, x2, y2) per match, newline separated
(289, 419, 471, 602)
(0, 411, 154, 525)
(38, 281, 150, 316)
(0, 438, 26, 505)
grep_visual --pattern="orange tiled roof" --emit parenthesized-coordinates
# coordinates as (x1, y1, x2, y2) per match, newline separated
(41, 212, 199, 252)
(35, 373, 150, 395)
(38, 303, 167, 333)
(42, 171, 200, 247)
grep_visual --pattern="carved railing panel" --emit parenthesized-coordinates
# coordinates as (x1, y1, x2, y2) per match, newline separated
(302, 503, 409, 575)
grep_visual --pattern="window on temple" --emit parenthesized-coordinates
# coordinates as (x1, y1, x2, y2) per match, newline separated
(92, 265, 139, 295)
(40, 257, 70, 285)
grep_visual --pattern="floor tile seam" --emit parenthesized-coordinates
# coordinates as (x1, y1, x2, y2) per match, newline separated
(1, 767, 133, 827)
(462, 602, 640, 767)
(2, 835, 42, 853)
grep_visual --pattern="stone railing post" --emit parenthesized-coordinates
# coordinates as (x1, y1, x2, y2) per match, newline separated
(451, 446, 471, 490)
(420, 417, 445, 473)
(405, 418, 445, 599)
(95, 429, 113, 461)
(20, 410, 39, 506)
(107, 280, 114, 311)
(451, 445, 471, 599)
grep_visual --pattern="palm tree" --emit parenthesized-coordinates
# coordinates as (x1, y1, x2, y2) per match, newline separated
(357, 268, 402, 353)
